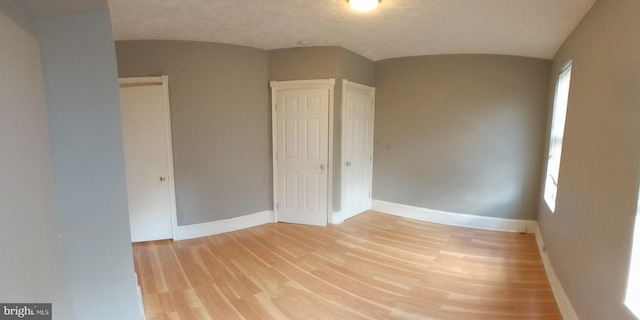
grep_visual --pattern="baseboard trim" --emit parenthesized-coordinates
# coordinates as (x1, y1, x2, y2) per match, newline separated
(531, 225, 579, 320)
(331, 211, 343, 224)
(371, 199, 578, 319)
(173, 210, 273, 241)
(372, 199, 537, 233)
(134, 272, 145, 320)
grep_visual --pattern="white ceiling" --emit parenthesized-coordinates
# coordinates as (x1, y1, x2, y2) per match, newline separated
(109, 0, 594, 61)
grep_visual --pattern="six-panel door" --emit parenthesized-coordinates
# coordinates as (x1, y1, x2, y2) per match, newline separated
(275, 88, 329, 226)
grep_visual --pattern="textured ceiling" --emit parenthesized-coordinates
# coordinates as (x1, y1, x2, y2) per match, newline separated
(109, 0, 596, 61)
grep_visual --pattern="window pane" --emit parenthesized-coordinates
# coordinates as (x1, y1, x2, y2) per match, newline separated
(626, 192, 640, 317)
(544, 64, 572, 212)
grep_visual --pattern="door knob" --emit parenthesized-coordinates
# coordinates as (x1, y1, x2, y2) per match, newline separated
(346, 161, 352, 166)
(320, 164, 325, 170)
(160, 176, 166, 182)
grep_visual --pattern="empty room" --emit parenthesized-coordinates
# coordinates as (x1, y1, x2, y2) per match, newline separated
(1, 0, 640, 319)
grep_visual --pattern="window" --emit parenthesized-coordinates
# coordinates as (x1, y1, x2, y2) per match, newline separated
(626, 191, 640, 317)
(544, 64, 572, 212)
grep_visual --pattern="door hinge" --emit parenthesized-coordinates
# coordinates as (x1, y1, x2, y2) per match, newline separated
(276, 202, 279, 210)
(370, 155, 373, 161)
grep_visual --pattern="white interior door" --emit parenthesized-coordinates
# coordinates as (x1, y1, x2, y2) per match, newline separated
(271, 80, 334, 226)
(341, 80, 375, 221)
(119, 76, 176, 242)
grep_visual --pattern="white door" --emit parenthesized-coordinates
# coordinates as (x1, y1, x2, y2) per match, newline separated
(119, 76, 176, 242)
(341, 80, 375, 221)
(271, 80, 334, 226)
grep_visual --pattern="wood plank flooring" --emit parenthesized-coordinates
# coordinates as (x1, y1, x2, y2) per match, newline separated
(132, 211, 562, 320)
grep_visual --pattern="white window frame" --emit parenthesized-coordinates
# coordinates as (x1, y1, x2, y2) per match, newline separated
(626, 187, 640, 317)
(544, 63, 572, 212)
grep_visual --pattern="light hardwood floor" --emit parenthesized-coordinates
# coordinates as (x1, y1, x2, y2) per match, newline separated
(132, 211, 562, 320)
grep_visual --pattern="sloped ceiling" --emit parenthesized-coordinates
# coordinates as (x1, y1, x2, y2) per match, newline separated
(107, 0, 597, 61)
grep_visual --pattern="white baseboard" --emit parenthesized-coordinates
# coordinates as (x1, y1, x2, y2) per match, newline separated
(331, 211, 343, 224)
(173, 210, 273, 241)
(134, 272, 145, 320)
(371, 199, 578, 319)
(136, 284, 145, 320)
(532, 225, 579, 320)
(372, 199, 537, 233)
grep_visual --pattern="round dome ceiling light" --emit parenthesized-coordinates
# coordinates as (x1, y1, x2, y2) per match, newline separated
(348, 0, 380, 12)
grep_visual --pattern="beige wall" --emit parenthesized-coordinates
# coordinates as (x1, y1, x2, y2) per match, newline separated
(116, 40, 271, 225)
(539, 0, 640, 318)
(374, 55, 551, 220)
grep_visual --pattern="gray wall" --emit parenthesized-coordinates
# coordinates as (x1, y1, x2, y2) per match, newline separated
(339, 48, 376, 87)
(267, 45, 375, 85)
(538, 0, 640, 319)
(38, 12, 141, 320)
(269, 46, 375, 213)
(116, 40, 271, 225)
(0, 5, 73, 319)
(374, 55, 550, 220)
(115, 43, 375, 224)
(268, 46, 343, 81)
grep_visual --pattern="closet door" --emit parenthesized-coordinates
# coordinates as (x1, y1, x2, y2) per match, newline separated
(271, 79, 335, 226)
(341, 80, 375, 221)
(120, 76, 176, 242)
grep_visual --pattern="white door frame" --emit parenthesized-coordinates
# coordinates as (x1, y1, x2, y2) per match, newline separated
(339, 79, 376, 224)
(270, 79, 335, 224)
(119, 75, 178, 240)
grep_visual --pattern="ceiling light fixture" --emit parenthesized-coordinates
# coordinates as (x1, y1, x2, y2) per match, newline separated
(348, 0, 380, 12)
